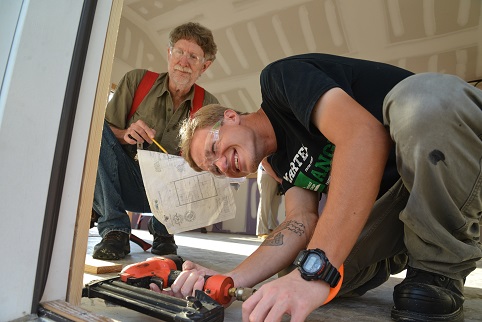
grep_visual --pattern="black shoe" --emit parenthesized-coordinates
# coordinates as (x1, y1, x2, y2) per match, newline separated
(151, 235, 178, 255)
(391, 266, 464, 322)
(147, 219, 178, 255)
(92, 231, 130, 260)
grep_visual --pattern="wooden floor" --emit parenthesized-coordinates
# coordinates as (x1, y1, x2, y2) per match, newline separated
(81, 228, 482, 322)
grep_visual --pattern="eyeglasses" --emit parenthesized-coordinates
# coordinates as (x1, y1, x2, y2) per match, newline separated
(169, 47, 205, 65)
(204, 120, 224, 176)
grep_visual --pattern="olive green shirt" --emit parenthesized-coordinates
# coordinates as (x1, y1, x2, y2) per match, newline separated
(105, 69, 218, 157)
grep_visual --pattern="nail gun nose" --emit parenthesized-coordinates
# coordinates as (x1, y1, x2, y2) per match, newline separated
(228, 287, 256, 301)
(203, 275, 256, 305)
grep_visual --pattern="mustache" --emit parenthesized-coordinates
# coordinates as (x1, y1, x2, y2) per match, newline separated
(174, 64, 192, 73)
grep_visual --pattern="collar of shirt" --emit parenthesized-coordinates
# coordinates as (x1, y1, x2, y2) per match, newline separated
(158, 73, 196, 105)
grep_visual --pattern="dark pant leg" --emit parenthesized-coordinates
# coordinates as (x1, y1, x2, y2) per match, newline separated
(93, 121, 170, 237)
(339, 180, 409, 296)
(383, 73, 482, 280)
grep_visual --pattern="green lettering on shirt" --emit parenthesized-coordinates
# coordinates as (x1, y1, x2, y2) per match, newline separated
(294, 172, 325, 192)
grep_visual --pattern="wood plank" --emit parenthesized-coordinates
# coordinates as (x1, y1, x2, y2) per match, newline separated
(41, 300, 114, 322)
(84, 257, 123, 274)
(68, 0, 124, 305)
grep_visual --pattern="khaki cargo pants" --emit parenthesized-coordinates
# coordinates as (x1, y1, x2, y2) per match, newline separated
(340, 73, 482, 296)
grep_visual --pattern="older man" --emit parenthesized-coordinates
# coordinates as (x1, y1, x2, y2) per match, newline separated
(92, 22, 218, 260)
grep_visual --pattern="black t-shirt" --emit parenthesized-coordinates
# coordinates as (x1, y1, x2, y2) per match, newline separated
(260, 53, 414, 197)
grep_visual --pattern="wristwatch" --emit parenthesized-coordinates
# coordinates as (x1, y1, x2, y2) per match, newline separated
(294, 248, 341, 288)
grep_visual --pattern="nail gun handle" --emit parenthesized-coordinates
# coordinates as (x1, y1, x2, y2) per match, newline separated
(164, 271, 237, 306)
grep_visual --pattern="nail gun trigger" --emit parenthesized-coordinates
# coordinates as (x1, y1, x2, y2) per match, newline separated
(150, 276, 165, 290)
(126, 276, 153, 289)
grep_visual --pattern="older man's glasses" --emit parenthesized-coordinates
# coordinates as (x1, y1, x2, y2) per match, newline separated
(204, 120, 224, 176)
(169, 47, 205, 65)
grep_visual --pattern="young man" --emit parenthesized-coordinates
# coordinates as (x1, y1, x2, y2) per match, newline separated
(172, 54, 482, 322)
(92, 22, 218, 260)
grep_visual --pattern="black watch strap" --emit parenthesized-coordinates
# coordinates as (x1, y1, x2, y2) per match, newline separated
(320, 262, 341, 288)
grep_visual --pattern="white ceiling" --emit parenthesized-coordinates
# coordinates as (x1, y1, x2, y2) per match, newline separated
(111, 0, 482, 113)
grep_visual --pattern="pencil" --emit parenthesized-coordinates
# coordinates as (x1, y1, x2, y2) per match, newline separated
(150, 137, 168, 154)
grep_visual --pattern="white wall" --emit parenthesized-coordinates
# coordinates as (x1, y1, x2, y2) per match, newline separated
(42, 0, 113, 305)
(0, 0, 111, 319)
(0, 1, 23, 124)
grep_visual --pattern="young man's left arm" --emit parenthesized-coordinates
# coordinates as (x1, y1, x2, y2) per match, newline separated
(242, 87, 392, 322)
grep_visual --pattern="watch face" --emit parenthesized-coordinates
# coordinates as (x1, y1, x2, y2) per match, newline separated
(303, 253, 323, 273)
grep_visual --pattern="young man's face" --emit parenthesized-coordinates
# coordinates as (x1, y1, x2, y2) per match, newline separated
(190, 115, 260, 178)
(167, 39, 211, 87)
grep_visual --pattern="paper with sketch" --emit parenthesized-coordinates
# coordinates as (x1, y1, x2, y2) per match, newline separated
(137, 150, 236, 234)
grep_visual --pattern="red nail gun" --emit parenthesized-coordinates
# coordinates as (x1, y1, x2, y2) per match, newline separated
(82, 255, 255, 321)
(82, 255, 223, 321)
(120, 255, 255, 305)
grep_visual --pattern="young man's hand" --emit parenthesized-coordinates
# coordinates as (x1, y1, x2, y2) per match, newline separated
(150, 260, 220, 298)
(241, 270, 330, 322)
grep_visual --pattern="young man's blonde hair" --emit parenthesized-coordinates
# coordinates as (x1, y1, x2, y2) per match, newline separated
(179, 104, 229, 171)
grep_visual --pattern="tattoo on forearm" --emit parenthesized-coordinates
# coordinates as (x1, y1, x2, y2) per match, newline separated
(262, 232, 283, 246)
(261, 220, 306, 246)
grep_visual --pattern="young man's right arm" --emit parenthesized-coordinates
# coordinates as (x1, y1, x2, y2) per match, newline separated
(167, 185, 320, 300)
